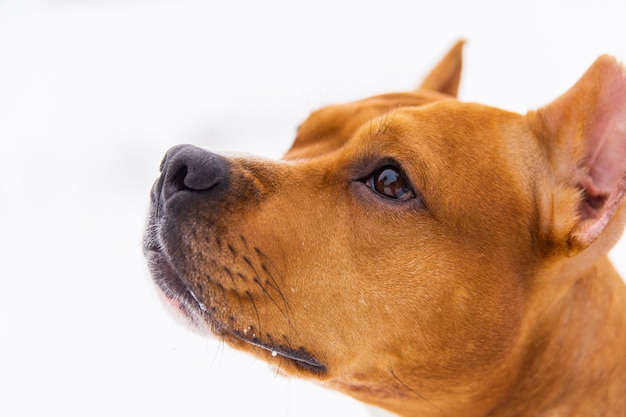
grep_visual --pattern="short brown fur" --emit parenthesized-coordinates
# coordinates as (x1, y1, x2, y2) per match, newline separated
(145, 42, 626, 416)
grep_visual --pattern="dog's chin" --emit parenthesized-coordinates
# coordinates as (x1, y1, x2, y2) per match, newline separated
(144, 247, 214, 335)
(144, 245, 327, 375)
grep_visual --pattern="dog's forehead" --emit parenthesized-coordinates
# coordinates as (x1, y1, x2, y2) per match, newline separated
(284, 91, 530, 181)
(277, 97, 533, 232)
(284, 90, 451, 160)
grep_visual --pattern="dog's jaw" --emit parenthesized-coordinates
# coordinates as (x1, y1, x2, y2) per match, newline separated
(144, 203, 328, 375)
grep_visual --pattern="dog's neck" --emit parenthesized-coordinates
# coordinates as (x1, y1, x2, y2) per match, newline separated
(491, 256, 626, 417)
(369, 257, 626, 417)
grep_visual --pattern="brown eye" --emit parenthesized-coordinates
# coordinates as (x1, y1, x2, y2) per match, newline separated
(368, 166, 415, 201)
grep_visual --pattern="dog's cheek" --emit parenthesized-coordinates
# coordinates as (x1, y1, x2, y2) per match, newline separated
(345, 222, 524, 372)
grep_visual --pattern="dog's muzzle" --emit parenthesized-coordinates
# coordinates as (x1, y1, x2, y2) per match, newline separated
(143, 145, 229, 326)
(143, 145, 326, 374)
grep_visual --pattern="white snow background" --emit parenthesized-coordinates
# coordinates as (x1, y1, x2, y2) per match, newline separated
(1, 1, 625, 416)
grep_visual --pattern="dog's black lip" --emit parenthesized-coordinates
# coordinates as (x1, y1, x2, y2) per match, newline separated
(144, 242, 326, 374)
(144, 247, 210, 326)
(229, 330, 327, 374)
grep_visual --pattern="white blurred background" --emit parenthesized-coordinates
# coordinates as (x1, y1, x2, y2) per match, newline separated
(1, 1, 625, 416)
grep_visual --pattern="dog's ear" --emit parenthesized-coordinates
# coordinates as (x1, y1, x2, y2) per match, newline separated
(529, 55, 626, 254)
(419, 40, 465, 97)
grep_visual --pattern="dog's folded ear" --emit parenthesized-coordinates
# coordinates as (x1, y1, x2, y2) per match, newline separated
(419, 40, 465, 97)
(529, 55, 626, 255)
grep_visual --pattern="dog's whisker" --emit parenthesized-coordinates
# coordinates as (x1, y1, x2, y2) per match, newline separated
(252, 277, 287, 318)
(388, 364, 439, 410)
(243, 251, 293, 330)
(251, 247, 295, 331)
(253, 248, 292, 312)
(245, 290, 262, 340)
(259, 267, 292, 320)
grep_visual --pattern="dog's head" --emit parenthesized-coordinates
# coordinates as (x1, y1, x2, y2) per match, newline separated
(144, 42, 626, 415)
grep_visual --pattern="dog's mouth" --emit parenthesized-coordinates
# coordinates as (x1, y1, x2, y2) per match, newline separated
(144, 236, 326, 374)
(144, 245, 211, 329)
(228, 331, 326, 373)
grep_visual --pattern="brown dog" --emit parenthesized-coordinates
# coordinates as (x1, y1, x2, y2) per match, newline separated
(144, 42, 626, 416)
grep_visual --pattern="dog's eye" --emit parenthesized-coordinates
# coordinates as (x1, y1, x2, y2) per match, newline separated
(367, 166, 415, 201)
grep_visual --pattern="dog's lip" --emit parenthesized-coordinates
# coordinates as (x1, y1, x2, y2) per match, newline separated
(144, 247, 212, 329)
(228, 330, 327, 374)
(144, 244, 326, 374)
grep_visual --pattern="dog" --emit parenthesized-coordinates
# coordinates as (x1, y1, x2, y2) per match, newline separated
(144, 41, 626, 416)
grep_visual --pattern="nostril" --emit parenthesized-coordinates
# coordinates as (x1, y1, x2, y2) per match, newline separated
(169, 164, 189, 192)
(159, 144, 228, 202)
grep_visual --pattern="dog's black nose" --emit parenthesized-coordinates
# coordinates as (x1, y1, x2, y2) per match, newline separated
(158, 144, 228, 202)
